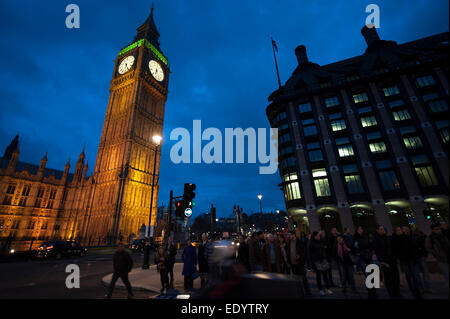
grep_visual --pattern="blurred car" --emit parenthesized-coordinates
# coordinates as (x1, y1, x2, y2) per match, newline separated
(36, 241, 86, 259)
(129, 239, 145, 253)
(129, 239, 158, 253)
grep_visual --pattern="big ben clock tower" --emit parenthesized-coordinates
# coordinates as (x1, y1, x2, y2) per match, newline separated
(82, 6, 169, 244)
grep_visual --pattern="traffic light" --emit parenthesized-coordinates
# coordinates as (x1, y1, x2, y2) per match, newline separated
(423, 209, 433, 221)
(293, 221, 298, 228)
(175, 200, 183, 218)
(183, 183, 196, 209)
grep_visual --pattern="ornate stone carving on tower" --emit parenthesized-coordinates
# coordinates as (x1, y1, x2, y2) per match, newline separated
(82, 7, 169, 244)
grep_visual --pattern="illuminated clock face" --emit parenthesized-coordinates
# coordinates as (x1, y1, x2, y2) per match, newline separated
(149, 60, 164, 81)
(118, 56, 135, 75)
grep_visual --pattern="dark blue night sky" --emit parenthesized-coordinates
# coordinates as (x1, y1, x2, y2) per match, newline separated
(0, 0, 448, 218)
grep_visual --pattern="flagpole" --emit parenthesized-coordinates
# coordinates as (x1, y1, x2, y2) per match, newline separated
(271, 38, 281, 88)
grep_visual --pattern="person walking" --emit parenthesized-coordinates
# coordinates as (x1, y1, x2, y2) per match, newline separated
(262, 233, 281, 273)
(106, 243, 134, 299)
(372, 225, 402, 299)
(440, 221, 449, 240)
(154, 246, 170, 294)
(198, 233, 210, 288)
(182, 238, 197, 290)
(235, 234, 250, 272)
(310, 231, 333, 296)
(426, 223, 449, 284)
(323, 229, 338, 287)
(248, 232, 264, 272)
(278, 235, 290, 274)
(288, 231, 311, 296)
(336, 235, 356, 294)
(165, 237, 177, 289)
(391, 226, 422, 299)
(413, 230, 434, 294)
(353, 226, 377, 298)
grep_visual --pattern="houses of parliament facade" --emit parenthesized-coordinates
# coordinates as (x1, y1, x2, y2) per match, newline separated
(0, 8, 169, 251)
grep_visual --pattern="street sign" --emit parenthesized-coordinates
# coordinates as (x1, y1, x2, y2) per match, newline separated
(184, 207, 192, 217)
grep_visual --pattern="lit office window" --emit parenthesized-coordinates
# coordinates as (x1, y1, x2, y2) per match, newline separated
(345, 175, 364, 194)
(361, 116, 377, 127)
(416, 75, 435, 87)
(283, 173, 301, 200)
(411, 155, 439, 187)
(285, 182, 301, 200)
(331, 119, 347, 131)
(313, 169, 331, 197)
(369, 141, 387, 153)
(436, 120, 449, 143)
(383, 86, 400, 97)
(353, 93, 369, 104)
(299, 102, 312, 113)
(415, 167, 439, 187)
(403, 136, 423, 149)
(338, 144, 355, 157)
(392, 109, 411, 121)
(325, 96, 340, 107)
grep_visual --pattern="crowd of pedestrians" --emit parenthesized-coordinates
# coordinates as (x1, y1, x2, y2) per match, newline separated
(192, 220, 449, 298)
(106, 220, 448, 298)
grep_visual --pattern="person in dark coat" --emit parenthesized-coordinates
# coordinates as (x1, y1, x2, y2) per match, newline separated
(235, 234, 250, 271)
(182, 239, 197, 290)
(325, 228, 339, 287)
(426, 223, 449, 283)
(391, 227, 422, 299)
(372, 225, 401, 299)
(165, 237, 177, 289)
(106, 243, 134, 299)
(287, 231, 311, 296)
(414, 230, 433, 293)
(336, 235, 356, 293)
(154, 246, 170, 293)
(310, 232, 333, 296)
(198, 233, 210, 288)
(353, 226, 377, 298)
(248, 232, 264, 271)
(262, 233, 282, 273)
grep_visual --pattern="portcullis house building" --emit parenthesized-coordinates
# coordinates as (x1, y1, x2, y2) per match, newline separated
(266, 26, 449, 235)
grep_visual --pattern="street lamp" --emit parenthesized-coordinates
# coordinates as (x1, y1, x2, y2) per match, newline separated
(143, 134, 162, 269)
(257, 194, 263, 214)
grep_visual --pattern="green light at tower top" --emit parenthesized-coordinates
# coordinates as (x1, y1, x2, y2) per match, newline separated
(118, 38, 168, 66)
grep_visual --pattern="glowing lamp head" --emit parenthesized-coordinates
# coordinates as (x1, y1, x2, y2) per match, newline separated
(152, 135, 162, 145)
(257, 194, 262, 200)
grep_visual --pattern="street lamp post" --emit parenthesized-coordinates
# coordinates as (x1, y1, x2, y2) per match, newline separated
(257, 194, 263, 214)
(143, 135, 162, 269)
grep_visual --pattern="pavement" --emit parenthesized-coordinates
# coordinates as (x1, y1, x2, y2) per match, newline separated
(102, 263, 449, 299)
(102, 262, 200, 295)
